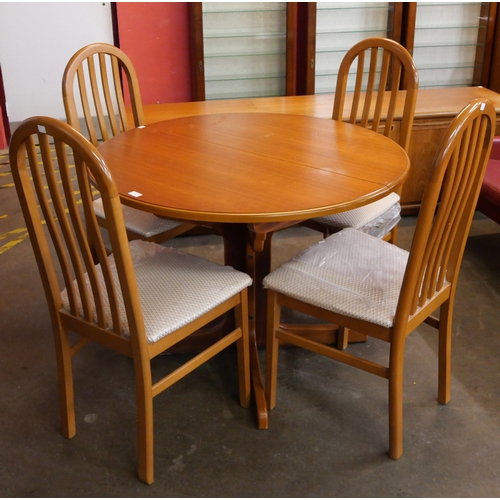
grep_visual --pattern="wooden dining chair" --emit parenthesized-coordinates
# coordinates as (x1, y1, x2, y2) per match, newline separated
(62, 42, 197, 244)
(308, 37, 419, 244)
(264, 98, 495, 460)
(9, 116, 251, 484)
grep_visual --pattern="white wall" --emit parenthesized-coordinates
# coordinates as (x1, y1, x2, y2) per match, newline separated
(0, 2, 113, 123)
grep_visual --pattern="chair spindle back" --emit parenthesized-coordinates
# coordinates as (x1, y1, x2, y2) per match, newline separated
(398, 99, 496, 321)
(62, 43, 144, 147)
(9, 116, 144, 351)
(333, 37, 419, 152)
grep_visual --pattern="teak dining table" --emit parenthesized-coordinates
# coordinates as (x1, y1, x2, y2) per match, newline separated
(98, 112, 410, 429)
(129, 86, 500, 214)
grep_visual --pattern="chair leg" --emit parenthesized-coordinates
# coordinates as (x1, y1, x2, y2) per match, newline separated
(265, 291, 281, 410)
(337, 326, 349, 350)
(388, 338, 405, 460)
(134, 363, 155, 485)
(53, 326, 76, 439)
(235, 290, 251, 408)
(389, 224, 398, 245)
(438, 299, 453, 405)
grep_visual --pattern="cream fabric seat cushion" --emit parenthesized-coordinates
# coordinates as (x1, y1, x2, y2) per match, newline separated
(61, 240, 252, 343)
(93, 198, 183, 238)
(263, 228, 409, 328)
(313, 192, 401, 237)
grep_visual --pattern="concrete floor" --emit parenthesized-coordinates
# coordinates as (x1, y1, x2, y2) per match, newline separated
(2, 146, 500, 496)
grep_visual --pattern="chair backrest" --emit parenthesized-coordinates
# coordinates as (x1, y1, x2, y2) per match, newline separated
(62, 43, 145, 147)
(9, 116, 147, 355)
(396, 99, 496, 328)
(332, 37, 419, 152)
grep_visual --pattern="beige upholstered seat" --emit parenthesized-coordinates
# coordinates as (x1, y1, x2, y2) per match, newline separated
(62, 42, 197, 243)
(313, 192, 401, 238)
(264, 228, 408, 328)
(308, 38, 419, 243)
(61, 239, 252, 343)
(92, 197, 186, 240)
(10, 116, 251, 485)
(264, 99, 496, 461)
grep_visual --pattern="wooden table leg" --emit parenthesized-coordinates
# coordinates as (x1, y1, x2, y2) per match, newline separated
(221, 224, 270, 430)
(246, 231, 273, 429)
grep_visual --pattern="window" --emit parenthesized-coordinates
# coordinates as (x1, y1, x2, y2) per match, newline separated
(315, 2, 390, 94)
(201, 2, 287, 99)
(412, 2, 485, 88)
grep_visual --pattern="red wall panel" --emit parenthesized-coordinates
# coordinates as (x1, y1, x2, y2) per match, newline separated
(116, 2, 192, 104)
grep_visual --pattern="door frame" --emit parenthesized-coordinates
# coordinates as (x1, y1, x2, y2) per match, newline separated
(0, 65, 10, 149)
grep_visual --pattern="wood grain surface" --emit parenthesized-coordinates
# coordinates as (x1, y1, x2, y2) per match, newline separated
(98, 113, 409, 223)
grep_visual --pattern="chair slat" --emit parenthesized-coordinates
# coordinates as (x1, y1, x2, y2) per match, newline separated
(430, 131, 473, 295)
(25, 135, 79, 315)
(99, 53, 121, 137)
(74, 155, 123, 334)
(360, 48, 378, 128)
(372, 49, 390, 132)
(437, 117, 487, 290)
(56, 141, 109, 329)
(349, 52, 365, 124)
(428, 124, 477, 299)
(76, 67, 99, 147)
(40, 134, 94, 322)
(384, 59, 401, 136)
(412, 146, 460, 312)
(87, 55, 110, 143)
(111, 56, 130, 132)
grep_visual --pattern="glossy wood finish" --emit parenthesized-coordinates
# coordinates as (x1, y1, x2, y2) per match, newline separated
(62, 42, 198, 243)
(127, 86, 500, 212)
(332, 38, 418, 153)
(63, 43, 145, 146)
(133, 86, 500, 125)
(98, 112, 410, 431)
(98, 113, 409, 222)
(265, 98, 496, 460)
(9, 116, 250, 484)
(325, 37, 418, 244)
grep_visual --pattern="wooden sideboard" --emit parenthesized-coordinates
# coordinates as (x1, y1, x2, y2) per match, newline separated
(131, 86, 500, 214)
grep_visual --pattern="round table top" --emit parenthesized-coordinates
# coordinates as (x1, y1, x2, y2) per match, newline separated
(97, 113, 410, 223)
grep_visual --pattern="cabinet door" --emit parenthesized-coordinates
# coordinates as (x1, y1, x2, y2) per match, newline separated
(410, 2, 493, 89)
(315, 2, 392, 95)
(191, 2, 288, 101)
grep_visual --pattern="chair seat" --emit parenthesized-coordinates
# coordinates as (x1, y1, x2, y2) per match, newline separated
(93, 198, 183, 238)
(263, 228, 409, 328)
(313, 192, 401, 238)
(61, 240, 252, 342)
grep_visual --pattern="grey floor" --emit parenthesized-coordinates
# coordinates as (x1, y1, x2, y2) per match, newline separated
(2, 146, 500, 497)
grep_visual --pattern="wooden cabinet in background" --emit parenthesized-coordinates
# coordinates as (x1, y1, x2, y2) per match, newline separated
(401, 87, 500, 213)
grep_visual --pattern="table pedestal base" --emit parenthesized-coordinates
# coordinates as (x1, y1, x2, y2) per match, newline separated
(220, 223, 367, 430)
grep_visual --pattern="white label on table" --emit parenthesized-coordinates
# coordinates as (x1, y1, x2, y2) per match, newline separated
(128, 191, 143, 197)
